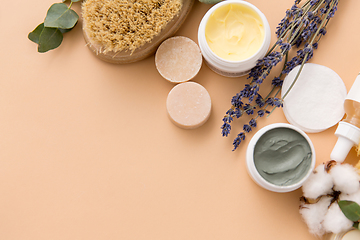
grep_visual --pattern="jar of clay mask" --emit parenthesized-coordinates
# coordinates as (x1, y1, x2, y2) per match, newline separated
(246, 123, 316, 193)
(198, 0, 271, 77)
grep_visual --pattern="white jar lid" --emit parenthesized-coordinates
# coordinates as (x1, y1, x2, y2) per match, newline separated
(281, 63, 347, 133)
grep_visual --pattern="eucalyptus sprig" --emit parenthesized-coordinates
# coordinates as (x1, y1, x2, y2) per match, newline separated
(221, 0, 339, 150)
(338, 200, 360, 230)
(28, 0, 81, 53)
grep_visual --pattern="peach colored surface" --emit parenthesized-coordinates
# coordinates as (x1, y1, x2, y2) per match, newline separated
(0, 0, 359, 239)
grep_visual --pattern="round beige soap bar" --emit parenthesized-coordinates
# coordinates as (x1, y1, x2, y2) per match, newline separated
(155, 36, 202, 83)
(166, 82, 211, 129)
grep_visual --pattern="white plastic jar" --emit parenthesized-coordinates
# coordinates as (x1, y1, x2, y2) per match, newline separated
(246, 123, 316, 193)
(198, 0, 271, 77)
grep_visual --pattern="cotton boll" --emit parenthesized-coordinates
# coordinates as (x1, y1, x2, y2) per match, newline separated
(299, 196, 332, 236)
(300, 162, 360, 236)
(331, 164, 360, 194)
(302, 164, 334, 199)
(340, 189, 360, 204)
(355, 160, 360, 175)
(322, 202, 354, 234)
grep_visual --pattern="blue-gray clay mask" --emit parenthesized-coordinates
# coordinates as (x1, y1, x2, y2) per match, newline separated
(253, 127, 312, 186)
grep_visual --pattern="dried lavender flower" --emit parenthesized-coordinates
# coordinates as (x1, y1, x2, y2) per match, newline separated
(222, 0, 340, 150)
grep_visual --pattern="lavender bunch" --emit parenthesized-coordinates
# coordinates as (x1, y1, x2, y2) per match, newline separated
(221, 0, 339, 150)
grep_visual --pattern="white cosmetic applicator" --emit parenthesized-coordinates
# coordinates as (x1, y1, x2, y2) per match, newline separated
(281, 63, 347, 133)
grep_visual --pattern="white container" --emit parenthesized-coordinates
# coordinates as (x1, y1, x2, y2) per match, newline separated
(246, 123, 316, 193)
(198, 0, 271, 77)
(325, 228, 360, 240)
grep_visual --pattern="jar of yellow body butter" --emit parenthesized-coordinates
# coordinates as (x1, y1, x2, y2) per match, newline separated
(198, 0, 271, 77)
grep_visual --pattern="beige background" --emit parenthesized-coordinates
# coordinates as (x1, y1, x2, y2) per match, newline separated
(1, 0, 359, 239)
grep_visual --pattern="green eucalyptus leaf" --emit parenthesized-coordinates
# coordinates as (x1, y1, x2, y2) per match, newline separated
(28, 23, 45, 44)
(59, 28, 71, 34)
(71, 0, 82, 2)
(38, 27, 63, 53)
(338, 200, 360, 222)
(59, 22, 77, 34)
(354, 222, 360, 230)
(44, 3, 79, 29)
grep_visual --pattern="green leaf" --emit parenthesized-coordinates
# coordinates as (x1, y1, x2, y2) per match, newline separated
(28, 23, 45, 44)
(338, 200, 360, 222)
(71, 0, 82, 2)
(38, 27, 63, 53)
(44, 3, 79, 29)
(59, 22, 77, 34)
(354, 222, 360, 230)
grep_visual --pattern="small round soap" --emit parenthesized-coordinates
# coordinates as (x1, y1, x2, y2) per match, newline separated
(166, 82, 211, 129)
(155, 36, 202, 83)
(281, 63, 347, 133)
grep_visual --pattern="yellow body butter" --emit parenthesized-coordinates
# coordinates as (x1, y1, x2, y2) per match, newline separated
(205, 3, 265, 61)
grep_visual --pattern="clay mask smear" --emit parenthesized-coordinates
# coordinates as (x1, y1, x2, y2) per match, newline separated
(253, 127, 312, 186)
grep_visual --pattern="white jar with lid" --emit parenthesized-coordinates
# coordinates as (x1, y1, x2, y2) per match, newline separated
(197, 0, 271, 77)
(246, 123, 316, 193)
